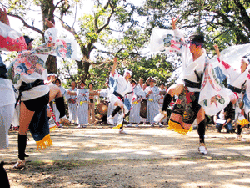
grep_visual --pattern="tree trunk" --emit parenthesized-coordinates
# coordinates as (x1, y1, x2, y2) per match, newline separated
(46, 55, 57, 74)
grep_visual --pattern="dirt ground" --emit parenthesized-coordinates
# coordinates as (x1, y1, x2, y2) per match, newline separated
(2, 124, 250, 188)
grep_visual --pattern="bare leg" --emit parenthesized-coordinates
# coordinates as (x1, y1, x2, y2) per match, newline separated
(48, 84, 62, 102)
(19, 102, 35, 135)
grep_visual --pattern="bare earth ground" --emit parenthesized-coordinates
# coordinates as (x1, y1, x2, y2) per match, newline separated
(1, 124, 250, 188)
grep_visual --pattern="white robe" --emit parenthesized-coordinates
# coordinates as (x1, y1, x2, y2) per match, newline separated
(145, 86, 160, 124)
(66, 87, 78, 123)
(129, 85, 145, 124)
(77, 88, 89, 125)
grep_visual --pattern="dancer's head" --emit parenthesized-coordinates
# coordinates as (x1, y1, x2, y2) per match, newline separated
(159, 82, 165, 89)
(123, 69, 132, 80)
(149, 77, 156, 87)
(189, 33, 204, 55)
(241, 55, 250, 73)
(23, 36, 33, 50)
(89, 82, 93, 89)
(55, 78, 61, 87)
(131, 79, 137, 87)
(139, 78, 143, 85)
(80, 81, 86, 89)
(71, 80, 76, 88)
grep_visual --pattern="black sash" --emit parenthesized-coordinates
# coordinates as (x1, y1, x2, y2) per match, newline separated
(15, 79, 44, 108)
(113, 91, 123, 100)
(183, 79, 201, 89)
(228, 85, 242, 94)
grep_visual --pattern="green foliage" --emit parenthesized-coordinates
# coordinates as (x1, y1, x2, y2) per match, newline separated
(85, 54, 173, 90)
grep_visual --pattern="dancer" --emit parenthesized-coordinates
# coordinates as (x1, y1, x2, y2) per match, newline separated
(66, 80, 78, 124)
(108, 58, 133, 134)
(8, 18, 71, 169)
(214, 44, 250, 141)
(154, 18, 211, 154)
(88, 83, 98, 125)
(53, 78, 66, 123)
(128, 79, 145, 127)
(0, 7, 27, 182)
(77, 81, 89, 128)
(144, 77, 160, 126)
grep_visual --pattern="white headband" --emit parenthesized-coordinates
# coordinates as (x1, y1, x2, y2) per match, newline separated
(242, 57, 250, 64)
(123, 69, 132, 77)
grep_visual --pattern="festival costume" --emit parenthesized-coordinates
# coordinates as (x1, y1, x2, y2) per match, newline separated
(77, 88, 89, 125)
(66, 87, 78, 124)
(129, 84, 145, 124)
(216, 58, 250, 137)
(7, 27, 77, 151)
(0, 57, 15, 149)
(0, 20, 27, 150)
(155, 28, 233, 138)
(145, 85, 160, 124)
(108, 71, 133, 130)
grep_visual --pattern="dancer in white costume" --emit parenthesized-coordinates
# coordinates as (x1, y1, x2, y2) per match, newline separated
(144, 78, 160, 126)
(66, 80, 78, 124)
(214, 44, 250, 141)
(128, 79, 145, 127)
(77, 81, 89, 127)
(108, 58, 133, 134)
(154, 18, 237, 155)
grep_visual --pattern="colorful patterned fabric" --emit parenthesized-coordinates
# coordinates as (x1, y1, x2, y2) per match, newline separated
(198, 62, 233, 116)
(0, 22, 27, 52)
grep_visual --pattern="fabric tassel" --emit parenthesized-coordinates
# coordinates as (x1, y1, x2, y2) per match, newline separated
(112, 124, 123, 129)
(36, 134, 52, 150)
(167, 119, 192, 135)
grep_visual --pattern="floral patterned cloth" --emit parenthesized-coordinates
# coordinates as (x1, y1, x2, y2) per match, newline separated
(7, 28, 78, 101)
(0, 22, 27, 52)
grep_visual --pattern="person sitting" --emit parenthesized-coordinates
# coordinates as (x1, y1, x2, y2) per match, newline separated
(214, 102, 233, 133)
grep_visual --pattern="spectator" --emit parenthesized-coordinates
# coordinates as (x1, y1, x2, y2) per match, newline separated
(214, 102, 233, 133)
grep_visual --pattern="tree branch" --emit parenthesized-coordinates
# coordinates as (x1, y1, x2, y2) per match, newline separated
(7, 13, 42, 34)
(97, 4, 114, 33)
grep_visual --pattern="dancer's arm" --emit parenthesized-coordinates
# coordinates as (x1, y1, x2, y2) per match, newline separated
(111, 57, 117, 77)
(0, 8, 10, 26)
(213, 44, 221, 60)
(170, 17, 185, 53)
(213, 44, 235, 77)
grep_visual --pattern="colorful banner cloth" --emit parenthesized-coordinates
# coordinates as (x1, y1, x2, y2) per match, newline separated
(0, 22, 27, 52)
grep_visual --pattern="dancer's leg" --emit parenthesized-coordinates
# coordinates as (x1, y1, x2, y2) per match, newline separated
(14, 102, 34, 169)
(197, 108, 207, 154)
(155, 84, 183, 122)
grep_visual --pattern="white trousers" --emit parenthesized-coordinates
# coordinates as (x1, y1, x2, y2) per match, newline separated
(0, 104, 14, 149)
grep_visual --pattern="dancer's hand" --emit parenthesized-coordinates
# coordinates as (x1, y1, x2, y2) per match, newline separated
(111, 57, 118, 76)
(172, 17, 178, 30)
(0, 8, 10, 26)
(45, 18, 55, 28)
(213, 44, 221, 59)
